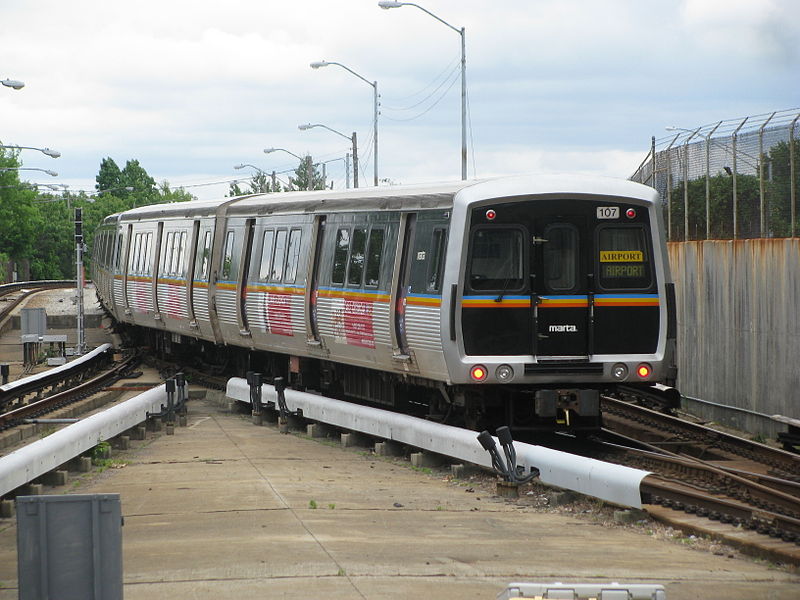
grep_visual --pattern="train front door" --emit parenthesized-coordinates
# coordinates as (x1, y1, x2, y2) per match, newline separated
(531, 217, 591, 359)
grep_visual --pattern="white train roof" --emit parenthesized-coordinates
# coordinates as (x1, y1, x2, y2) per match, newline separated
(110, 174, 657, 223)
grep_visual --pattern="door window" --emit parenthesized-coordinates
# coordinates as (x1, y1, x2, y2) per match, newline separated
(543, 224, 579, 292)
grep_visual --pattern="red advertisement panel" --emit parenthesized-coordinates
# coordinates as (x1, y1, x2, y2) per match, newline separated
(266, 293, 293, 336)
(344, 299, 374, 348)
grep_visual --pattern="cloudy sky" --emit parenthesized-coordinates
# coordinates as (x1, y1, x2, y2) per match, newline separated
(2, 0, 798, 199)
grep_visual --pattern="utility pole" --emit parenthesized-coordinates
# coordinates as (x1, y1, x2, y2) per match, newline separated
(352, 132, 359, 189)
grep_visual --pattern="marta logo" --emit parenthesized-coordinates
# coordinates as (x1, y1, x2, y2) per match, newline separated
(549, 325, 578, 332)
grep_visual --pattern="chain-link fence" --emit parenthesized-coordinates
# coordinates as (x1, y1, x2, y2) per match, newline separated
(630, 109, 800, 241)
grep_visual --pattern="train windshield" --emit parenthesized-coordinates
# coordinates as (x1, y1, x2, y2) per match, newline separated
(468, 228, 524, 291)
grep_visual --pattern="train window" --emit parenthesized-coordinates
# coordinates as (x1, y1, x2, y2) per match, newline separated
(163, 232, 174, 275)
(258, 230, 275, 281)
(331, 228, 350, 285)
(144, 233, 153, 275)
(347, 227, 368, 286)
(221, 231, 235, 280)
(270, 229, 288, 282)
(364, 228, 384, 288)
(543, 224, 578, 292)
(468, 228, 524, 291)
(177, 232, 187, 276)
(198, 231, 212, 281)
(597, 226, 651, 289)
(426, 227, 447, 292)
(115, 236, 123, 271)
(132, 233, 142, 274)
(284, 229, 303, 283)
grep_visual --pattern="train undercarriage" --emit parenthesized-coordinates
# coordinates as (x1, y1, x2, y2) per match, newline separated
(116, 323, 606, 435)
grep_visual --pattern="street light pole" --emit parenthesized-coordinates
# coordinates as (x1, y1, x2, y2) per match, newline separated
(1, 79, 24, 90)
(310, 61, 379, 186)
(298, 123, 359, 188)
(0, 144, 60, 158)
(379, 1, 467, 180)
(264, 147, 313, 191)
(0, 167, 58, 177)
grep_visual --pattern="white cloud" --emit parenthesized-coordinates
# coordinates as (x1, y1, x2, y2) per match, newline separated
(1, 0, 796, 201)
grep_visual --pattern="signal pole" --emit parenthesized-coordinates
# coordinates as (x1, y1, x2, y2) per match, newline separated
(75, 208, 86, 355)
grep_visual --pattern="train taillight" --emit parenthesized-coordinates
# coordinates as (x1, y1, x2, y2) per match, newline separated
(485, 209, 496, 221)
(636, 363, 652, 379)
(470, 365, 488, 382)
(626, 208, 637, 219)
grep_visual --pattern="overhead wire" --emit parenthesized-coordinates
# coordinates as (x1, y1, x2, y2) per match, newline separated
(381, 67, 461, 123)
(381, 54, 460, 108)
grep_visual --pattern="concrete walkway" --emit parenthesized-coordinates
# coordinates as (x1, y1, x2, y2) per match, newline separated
(0, 396, 797, 599)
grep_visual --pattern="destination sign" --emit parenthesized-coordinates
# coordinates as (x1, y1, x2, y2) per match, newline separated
(600, 251, 644, 262)
(602, 264, 646, 278)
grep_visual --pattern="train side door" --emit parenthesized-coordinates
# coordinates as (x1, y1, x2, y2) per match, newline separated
(306, 215, 326, 346)
(531, 218, 591, 358)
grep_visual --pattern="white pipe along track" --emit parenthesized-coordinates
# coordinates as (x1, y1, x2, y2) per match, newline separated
(0, 385, 168, 498)
(226, 378, 650, 508)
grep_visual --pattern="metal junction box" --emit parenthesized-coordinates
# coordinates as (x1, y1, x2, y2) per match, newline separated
(16, 494, 123, 600)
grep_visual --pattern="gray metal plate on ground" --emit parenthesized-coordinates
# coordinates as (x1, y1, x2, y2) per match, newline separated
(16, 494, 123, 600)
(497, 581, 666, 599)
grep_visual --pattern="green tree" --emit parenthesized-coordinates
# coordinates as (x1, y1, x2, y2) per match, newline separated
(228, 171, 284, 197)
(158, 180, 195, 203)
(666, 172, 761, 240)
(0, 147, 41, 264)
(289, 156, 325, 191)
(763, 138, 800, 237)
(120, 159, 158, 206)
(96, 157, 123, 192)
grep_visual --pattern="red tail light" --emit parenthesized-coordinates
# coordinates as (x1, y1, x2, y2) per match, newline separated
(636, 363, 652, 379)
(470, 365, 488, 382)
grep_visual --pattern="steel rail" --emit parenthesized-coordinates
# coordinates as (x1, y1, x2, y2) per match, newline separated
(0, 344, 115, 413)
(601, 395, 800, 479)
(0, 354, 138, 430)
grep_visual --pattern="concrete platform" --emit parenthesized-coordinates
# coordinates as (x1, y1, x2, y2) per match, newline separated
(0, 397, 797, 599)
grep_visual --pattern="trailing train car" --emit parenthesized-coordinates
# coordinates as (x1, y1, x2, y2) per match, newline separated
(91, 174, 677, 433)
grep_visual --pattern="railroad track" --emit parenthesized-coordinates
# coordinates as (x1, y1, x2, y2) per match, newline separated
(597, 394, 800, 564)
(601, 395, 799, 481)
(0, 352, 140, 431)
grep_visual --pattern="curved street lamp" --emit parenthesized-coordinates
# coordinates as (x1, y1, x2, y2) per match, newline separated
(379, 0, 467, 180)
(263, 148, 312, 191)
(0, 144, 60, 158)
(1, 79, 24, 90)
(298, 123, 359, 188)
(0, 167, 58, 177)
(310, 60, 378, 186)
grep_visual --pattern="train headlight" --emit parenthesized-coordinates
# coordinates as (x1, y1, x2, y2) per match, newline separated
(495, 364, 514, 383)
(470, 364, 488, 382)
(636, 363, 652, 379)
(612, 363, 628, 380)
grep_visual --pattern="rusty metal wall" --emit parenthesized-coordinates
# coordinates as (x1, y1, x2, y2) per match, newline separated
(669, 239, 800, 435)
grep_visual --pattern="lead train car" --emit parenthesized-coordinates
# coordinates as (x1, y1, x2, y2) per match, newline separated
(92, 174, 677, 433)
